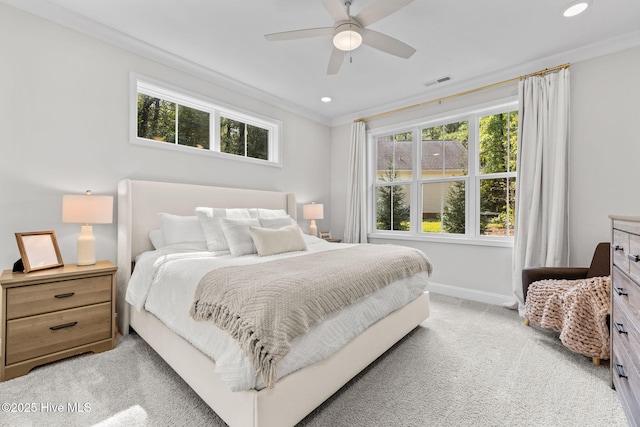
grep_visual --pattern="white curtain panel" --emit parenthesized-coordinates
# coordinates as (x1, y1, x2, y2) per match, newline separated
(512, 68, 571, 313)
(343, 121, 368, 243)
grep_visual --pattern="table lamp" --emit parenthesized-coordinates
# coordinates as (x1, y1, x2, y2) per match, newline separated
(62, 190, 113, 265)
(303, 202, 324, 237)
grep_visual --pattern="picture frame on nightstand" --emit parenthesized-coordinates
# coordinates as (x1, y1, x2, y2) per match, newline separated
(319, 231, 332, 239)
(319, 231, 342, 243)
(14, 230, 64, 273)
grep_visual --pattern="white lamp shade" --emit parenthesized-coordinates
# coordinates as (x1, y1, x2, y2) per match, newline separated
(62, 194, 113, 224)
(303, 203, 324, 220)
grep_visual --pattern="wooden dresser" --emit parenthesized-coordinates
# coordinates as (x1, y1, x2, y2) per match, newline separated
(610, 215, 640, 426)
(0, 260, 117, 381)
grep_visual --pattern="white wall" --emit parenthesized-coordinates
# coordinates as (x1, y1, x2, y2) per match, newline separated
(3, 3, 638, 304)
(0, 4, 332, 268)
(569, 46, 640, 264)
(330, 45, 640, 304)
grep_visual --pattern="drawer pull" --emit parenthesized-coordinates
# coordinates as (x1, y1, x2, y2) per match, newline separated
(49, 321, 78, 331)
(627, 254, 640, 263)
(54, 292, 75, 299)
(615, 287, 629, 296)
(614, 322, 628, 335)
(614, 245, 625, 252)
(614, 363, 629, 379)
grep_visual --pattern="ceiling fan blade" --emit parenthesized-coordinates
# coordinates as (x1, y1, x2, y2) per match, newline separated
(327, 47, 344, 75)
(321, 0, 349, 22)
(355, 0, 415, 27)
(265, 27, 333, 41)
(362, 29, 416, 59)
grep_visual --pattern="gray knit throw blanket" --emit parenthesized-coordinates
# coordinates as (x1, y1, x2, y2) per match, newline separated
(190, 244, 432, 388)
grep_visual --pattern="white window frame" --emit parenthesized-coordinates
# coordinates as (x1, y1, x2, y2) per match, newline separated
(367, 97, 518, 247)
(130, 74, 282, 167)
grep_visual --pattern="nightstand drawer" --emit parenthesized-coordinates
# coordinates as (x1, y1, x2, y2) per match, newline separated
(6, 275, 111, 320)
(6, 302, 112, 365)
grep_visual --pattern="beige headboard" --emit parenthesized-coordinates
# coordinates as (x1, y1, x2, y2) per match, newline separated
(116, 179, 296, 333)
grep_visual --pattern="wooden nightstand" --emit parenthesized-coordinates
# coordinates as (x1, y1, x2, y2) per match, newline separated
(324, 238, 342, 243)
(0, 260, 117, 381)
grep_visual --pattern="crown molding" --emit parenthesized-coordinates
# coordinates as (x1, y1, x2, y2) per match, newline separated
(331, 30, 640, 127)
(3, 1, 639, 129)
(1, 0, 333, 127)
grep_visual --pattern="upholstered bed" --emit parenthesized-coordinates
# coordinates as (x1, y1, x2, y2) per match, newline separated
(116, 179, 430, 427)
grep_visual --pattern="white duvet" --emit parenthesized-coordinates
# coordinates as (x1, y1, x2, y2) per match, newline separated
(126, 235, 429, 391)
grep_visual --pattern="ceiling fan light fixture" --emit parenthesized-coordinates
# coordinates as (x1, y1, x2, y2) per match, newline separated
(264, 0, 416, 75)
(333, 22, 362, 51)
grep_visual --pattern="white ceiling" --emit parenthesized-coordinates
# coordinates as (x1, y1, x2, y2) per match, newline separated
(5, 0, 640, 125)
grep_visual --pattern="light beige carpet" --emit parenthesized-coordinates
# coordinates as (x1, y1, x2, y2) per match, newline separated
(0, 294, 627, 426)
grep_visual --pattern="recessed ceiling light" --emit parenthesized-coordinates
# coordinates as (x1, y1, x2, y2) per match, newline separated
(321, 97, 332, 103)
(562, 1, 590, 17)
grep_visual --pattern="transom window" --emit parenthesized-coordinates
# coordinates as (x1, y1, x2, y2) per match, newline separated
(370, 101, 518, 243)
(132, 77, 281, 165)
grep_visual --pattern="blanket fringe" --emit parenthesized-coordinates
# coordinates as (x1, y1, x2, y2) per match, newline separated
(190, 301, 278, 388)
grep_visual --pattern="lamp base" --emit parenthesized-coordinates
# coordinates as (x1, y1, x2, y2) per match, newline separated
(77, 225, 96, 266)
(309, 219, 318, 237)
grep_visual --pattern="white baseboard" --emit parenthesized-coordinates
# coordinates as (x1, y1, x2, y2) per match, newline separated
(426, 282, 517, 308)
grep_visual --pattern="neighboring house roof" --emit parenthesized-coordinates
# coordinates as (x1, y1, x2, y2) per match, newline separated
(377, 139, 467, 171)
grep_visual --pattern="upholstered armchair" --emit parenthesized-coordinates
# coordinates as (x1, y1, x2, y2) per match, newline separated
(522, 242, 611, 365)
(522, 242, 611, 308)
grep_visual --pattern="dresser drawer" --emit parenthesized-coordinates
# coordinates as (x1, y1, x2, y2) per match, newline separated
(614, 229, 630, 272)
(5, 302, 112, 365)
(613, 344, 640, 424)
(613, 266, 640, 324)
(6, 275, 111, 320)
(630, 234, 640, 284)
(613, 301, 640, 373)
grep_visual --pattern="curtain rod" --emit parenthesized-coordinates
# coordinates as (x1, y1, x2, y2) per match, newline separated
(354, 63, 570, 123)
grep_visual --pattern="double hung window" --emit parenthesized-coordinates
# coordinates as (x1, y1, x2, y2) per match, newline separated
(371, 101, 518, 244)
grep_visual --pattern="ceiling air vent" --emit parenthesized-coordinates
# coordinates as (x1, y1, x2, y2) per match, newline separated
(424, 75, 452, 87)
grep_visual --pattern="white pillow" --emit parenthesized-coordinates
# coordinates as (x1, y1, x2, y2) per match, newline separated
(148, 229, 164, 249)
(158, 214, 205, 246)
(255, 208, 289, 218)
(249, 224, 308, 256)
(196, 207, 251, 251)
(258, 216, 297, 229)
(219, 217, 261, 256)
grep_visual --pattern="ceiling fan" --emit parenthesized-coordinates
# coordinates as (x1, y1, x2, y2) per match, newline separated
(264, 0, 416, 75)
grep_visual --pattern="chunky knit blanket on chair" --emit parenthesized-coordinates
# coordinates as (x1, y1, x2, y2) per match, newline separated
(524, 276, 611, 359)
